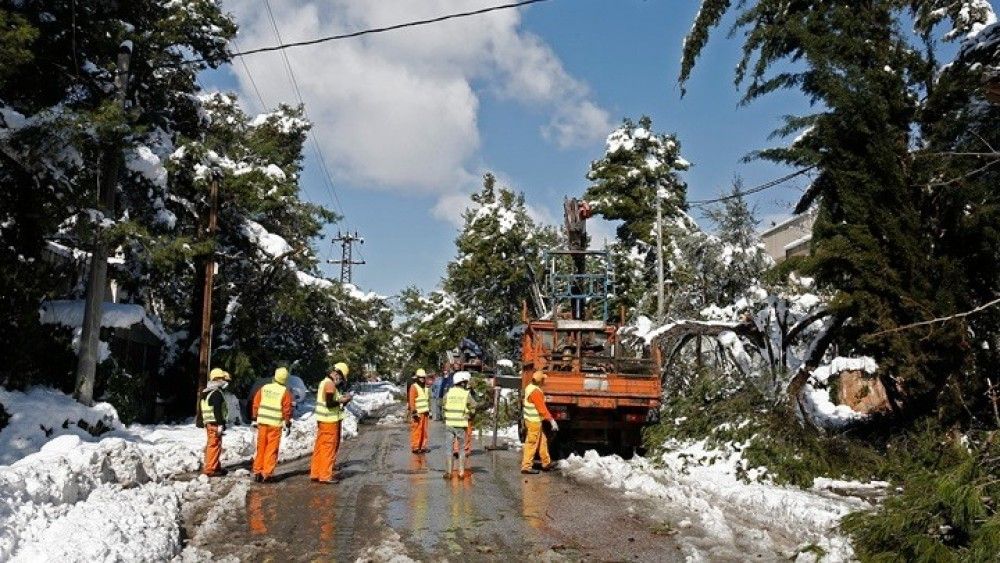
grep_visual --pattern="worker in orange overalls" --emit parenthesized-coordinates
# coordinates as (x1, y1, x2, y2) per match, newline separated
(310, 362, 352, 484)
(199, 367, 231, 477)
(521, 370, 558, 475)
(251, 367, 294, 483)
(408, 369, 431, 454)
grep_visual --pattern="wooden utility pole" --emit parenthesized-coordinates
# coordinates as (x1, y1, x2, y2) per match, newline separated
(327, 231, 365, 284)
(74, 42, 132, 406)
(194, 171, 221, 424)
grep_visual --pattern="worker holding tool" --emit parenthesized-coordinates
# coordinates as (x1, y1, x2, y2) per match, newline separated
(199, 367, 231, 477)
(251, 367, 294, 483)
(521, 370, 558, 474)
(443, 371, 477, 479)
(408, 368, 431, 453)
(310, 362, 352, 484)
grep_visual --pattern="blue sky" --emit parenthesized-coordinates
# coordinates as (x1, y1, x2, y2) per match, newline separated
(202, 1, 813, 297)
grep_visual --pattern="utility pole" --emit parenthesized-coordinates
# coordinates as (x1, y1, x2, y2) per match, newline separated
(655, 184, 665, 322)
(326, 231, 365, 284)
(74, 41, 132, 406)
(193, 171, 221, 424)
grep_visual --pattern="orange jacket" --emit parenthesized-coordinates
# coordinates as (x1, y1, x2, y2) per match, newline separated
(251, 385, 293, 423)
(526, 387, 553, 421)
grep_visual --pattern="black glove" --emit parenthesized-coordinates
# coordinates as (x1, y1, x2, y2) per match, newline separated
(284, 422, 292, 436)
(411, 413, 419, 422)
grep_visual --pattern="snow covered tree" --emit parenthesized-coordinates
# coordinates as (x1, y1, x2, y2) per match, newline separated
(680, 0, 1000, 424)
(443, 173, 558, 359)
(584, 117, 691, 316)
(394, 287, 476, 375)
(0, 0, 234, 391)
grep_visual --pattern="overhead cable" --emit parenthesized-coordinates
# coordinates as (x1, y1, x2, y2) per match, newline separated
(688, 166, 816, 207)
(183, 0, 554, 64)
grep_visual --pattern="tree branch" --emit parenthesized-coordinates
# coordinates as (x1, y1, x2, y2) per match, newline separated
(866, 296, 1000, 339)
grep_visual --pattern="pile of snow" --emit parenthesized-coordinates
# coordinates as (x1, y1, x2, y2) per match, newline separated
(561, 443, 870, 561)
(0, 387, 121, 464)
(0, 384, 399, 561)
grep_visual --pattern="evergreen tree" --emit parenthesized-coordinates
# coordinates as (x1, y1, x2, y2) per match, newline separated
(679, 0, 1000, 422)
(0, 0, 234, 391)
(443, 173, 557, 358)
(584, 116, 691, 315)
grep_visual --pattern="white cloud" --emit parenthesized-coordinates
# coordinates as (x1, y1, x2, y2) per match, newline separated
(223, 0, 610, 215)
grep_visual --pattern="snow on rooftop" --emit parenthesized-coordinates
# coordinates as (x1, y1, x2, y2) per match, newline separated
(38, 300, 167, 341)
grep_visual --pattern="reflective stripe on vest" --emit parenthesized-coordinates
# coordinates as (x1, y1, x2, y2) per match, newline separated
(257, 383, 286, 427)
(444, 387, 470, 428)
(314, 380, 344, 423)
(200, 389, 228, 425)
(413, 384, 429, 414)
(523, 384, 541, 423)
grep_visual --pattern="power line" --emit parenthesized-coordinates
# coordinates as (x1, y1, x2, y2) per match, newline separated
(688, 166, 816, 207)
(183, 0, 554, 64)
(230, 35, 268, 112)
(260, 0, 348, 230)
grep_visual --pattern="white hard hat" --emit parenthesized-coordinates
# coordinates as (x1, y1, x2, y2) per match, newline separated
(453, 371, 471, 385)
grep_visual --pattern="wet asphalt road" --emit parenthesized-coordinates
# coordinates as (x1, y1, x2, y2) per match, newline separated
(185, 406, 688, 562)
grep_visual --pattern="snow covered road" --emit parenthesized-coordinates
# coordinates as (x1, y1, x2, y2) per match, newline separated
(0, 383, 399, 561)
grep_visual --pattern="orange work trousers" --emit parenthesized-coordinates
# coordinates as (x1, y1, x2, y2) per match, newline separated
(410, 412, 429, 452)
(309, 421, 342, 481)
(252, 424, 282, 478)
(203, 424, 223, 475)
(521, 421, 551, 471)
(452, 422, 473, 456)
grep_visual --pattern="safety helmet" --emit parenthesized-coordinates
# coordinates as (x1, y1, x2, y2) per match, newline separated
(334, 362, 350, 377)
(532, 370, 547, 383)
(209, 368, 231, 381)
(453, 371, 471, 385)
(413, 368, 427, 379)
(274, 367, 290, 385)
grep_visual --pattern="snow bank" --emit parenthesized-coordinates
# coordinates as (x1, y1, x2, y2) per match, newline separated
(0, 384, 399, 561)
(0, 387, 121, 464)
(561, 443, 868, 561)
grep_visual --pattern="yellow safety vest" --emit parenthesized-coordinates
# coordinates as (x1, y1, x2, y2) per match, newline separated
(256, 382, 286, 427)
(314, 380, 344, 423)
(413, 384, 429, 414)
(523, 384, 541, 423)
(199, 389, 228, 425)
(443, 387, 470, 428)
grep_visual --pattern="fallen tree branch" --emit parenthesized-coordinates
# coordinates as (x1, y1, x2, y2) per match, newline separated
(866, 296, 1000, 339)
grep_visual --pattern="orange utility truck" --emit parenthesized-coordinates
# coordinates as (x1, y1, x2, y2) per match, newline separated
(519, 198, 661, 457)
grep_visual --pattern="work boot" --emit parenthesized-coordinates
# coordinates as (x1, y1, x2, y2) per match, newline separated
(541, 463, 557, 472)
(316, 478, 340, 485)
(253, 473, 263, 483)
(521, 468, 540, 475)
